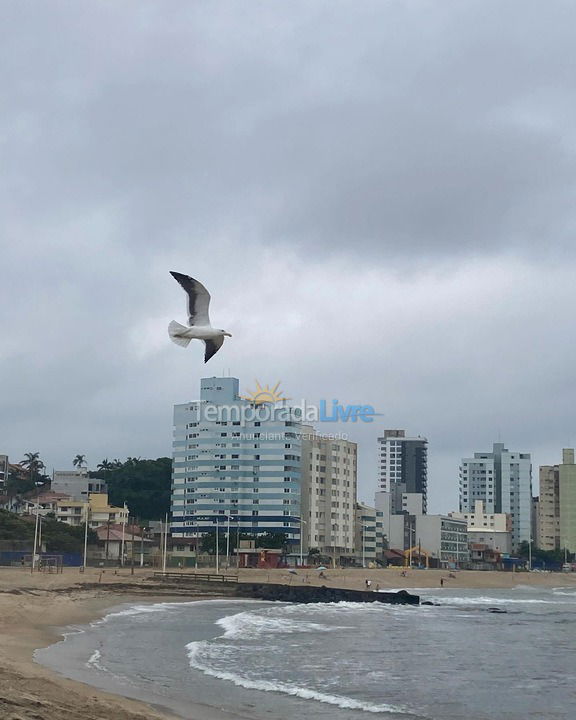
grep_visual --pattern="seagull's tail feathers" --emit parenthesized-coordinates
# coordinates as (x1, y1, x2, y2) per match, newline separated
(168, 320, 192, 348)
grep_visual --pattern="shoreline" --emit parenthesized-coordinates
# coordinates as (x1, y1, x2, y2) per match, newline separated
(0, 566, 237, 720)
(1, 566, 575, 719)
(0, 591, 190, 720)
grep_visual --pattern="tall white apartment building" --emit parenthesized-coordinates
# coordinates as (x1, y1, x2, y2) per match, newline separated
(171, 377, 303, 546)
(300, 427, 357, 559)
(459, 442, 532, 550)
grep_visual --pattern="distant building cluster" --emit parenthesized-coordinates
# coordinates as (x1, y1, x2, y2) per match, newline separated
(2, 374, 575, 570)
(166, 376, 575, 569)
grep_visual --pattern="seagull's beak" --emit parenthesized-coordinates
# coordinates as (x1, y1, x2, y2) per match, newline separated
(224, 332, 232, 337)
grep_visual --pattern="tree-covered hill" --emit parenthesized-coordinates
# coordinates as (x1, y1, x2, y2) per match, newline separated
(90, 457, 171, 521)
(0, 510, 96, 553)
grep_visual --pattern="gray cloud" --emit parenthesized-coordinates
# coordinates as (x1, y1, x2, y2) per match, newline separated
(2, 1, 576, 511)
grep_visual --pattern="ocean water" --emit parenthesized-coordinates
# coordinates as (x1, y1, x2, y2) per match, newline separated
(36, 586, 576, 720)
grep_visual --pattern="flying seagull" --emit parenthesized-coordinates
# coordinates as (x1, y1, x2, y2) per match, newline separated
(168, 271, 231, 362)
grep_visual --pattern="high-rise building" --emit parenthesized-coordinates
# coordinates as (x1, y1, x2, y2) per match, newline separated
(559, 449, 576, 553)
(539, 449, 576, 553)
(459, 442, 532, 550)
(538, 465, 560, 551)
(377, 430, 427, 514)
(300, 427, 357, 559)
(171, 377, 302, 546)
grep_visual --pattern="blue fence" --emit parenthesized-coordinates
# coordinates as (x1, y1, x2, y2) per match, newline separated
(0, 550, 83, 567)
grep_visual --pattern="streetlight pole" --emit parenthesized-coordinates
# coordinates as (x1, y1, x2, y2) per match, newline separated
(298, 518, 308, 567)
(362, 524, 366, 569)
(528, 535, 532, 571)
(162, 513, 168, 575)
(83, 507, 90, 572)
(121, 515, 125, 567)
(31, 508, 40, 573)
(226, 514, 231, 569)
(215, 517, 220, 574)
(408, 523, 415, 568)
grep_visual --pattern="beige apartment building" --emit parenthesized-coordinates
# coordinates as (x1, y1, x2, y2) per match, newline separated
(450, 500, 510, 532)
(538, 449, 576, 552)
(538, 464, 560, 550)
(449, 500, 512, 554)
(56, 493, 128, 528)
(300, 427, 357, 560)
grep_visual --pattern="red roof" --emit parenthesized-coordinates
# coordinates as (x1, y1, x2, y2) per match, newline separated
(95, 524, 150, 542)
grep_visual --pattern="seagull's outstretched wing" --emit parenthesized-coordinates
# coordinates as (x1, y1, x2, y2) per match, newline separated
(170, 271, 211, 326)
(204, 337, 224, 363)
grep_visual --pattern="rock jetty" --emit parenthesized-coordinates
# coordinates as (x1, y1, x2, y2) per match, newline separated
(235, 583, 419, 605)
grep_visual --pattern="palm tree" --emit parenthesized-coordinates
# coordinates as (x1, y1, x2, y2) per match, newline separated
(20, 452, 45, 486)
(97, 459, 114, 472)
(73, 454, 87, 468)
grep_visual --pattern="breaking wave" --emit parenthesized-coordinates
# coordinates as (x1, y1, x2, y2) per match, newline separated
(186, 639, 407, 714)
(185, 605, 409, 715)
(216, 609, 339, 640)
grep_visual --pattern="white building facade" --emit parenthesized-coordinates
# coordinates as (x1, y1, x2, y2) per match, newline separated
(459, 442, 532, 550)
(51, 469, 107, 501)
(171, 377, 303, 547)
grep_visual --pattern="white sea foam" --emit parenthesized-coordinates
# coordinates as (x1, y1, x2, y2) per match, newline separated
(97, 598, 253, 625)
(553, 587, 576, 597)
(86, 648, 109, 673)
(216, 610, 337, 640)
(272, 600, 414, 618)
(422, 595, 572, 606)
(186, 640, 407, 714)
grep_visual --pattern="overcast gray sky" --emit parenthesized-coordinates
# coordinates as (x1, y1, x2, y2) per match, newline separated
(2, 1, 576, 512)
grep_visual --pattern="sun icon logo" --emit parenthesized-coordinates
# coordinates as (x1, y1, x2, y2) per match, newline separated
(242, 380, 289, 405)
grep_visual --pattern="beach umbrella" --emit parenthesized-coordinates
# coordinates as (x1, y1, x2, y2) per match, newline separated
(317, 566, 328, 571)
(288, 569, 298, 574)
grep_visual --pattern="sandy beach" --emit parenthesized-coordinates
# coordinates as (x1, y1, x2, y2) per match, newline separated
(0, 568, 187, 720)
(1, 566, 575, 719)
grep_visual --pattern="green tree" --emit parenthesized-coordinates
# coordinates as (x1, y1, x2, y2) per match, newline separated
(72, 454, 87, 468)
(6, 466, 36, 495)
(18, 453, 49, 490)
(517, 541, 570, 566)
(255, 532, 288, 549)
(90, 457, 171, 521)
(200, 530, 254, 555)
(200, 530, 289, 554)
